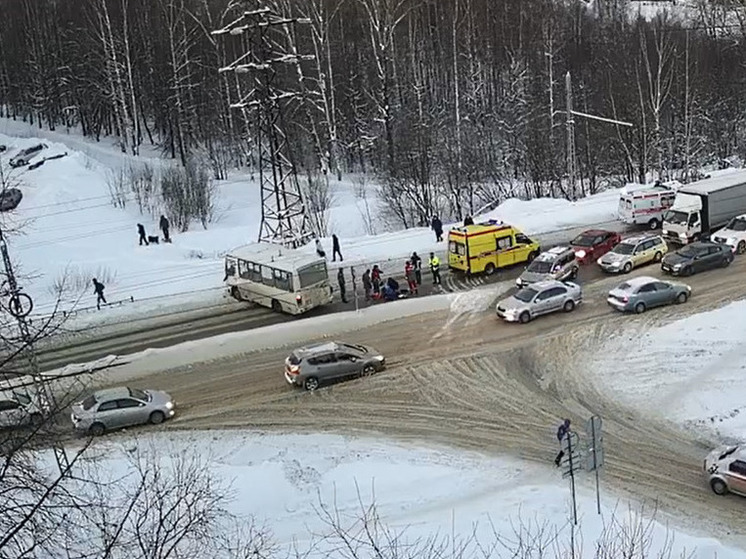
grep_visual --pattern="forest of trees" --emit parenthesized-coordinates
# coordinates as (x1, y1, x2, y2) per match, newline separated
(1, 0, 746, 225)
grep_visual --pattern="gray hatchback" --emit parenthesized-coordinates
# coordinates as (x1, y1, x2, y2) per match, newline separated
(607, 275, 691, 314)
(284, 341, 386, 391)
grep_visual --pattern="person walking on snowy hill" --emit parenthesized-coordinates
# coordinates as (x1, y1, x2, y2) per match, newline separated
(337, 268, 348, 303)
(137, 223, 149, 246)
(463, 215, 474, 226)
(554, 419, 572, 467)
(159, 214, 171, 243)
(332, 234, 343, 262)
(411, 252, 422, 285)
(431, 216, 443, 242)
(315, 238, 326, 258)
(92, 278, 106, 310)
(362, 269, 372, 301)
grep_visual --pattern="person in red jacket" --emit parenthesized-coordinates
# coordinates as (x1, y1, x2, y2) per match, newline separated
(371, 265, 382, 295)
(405, 260, 418, 295)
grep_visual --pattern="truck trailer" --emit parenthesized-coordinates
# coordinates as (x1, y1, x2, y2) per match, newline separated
(662, 171, 746, 245)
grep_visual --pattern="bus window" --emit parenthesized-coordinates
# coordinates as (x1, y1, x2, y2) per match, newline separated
(298, 262, 328, 288)
(496, 236, 513, 251)
(249, 262, 262, 282)
(274, 269, 292, 291)
(225, 258, 237, 278)
(261, 265, 274, 285)
(238, 259, 251, 280)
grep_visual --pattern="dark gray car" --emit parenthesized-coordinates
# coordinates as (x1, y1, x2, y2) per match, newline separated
(661, 241, 732, 276)
(284, 341, 386, 391)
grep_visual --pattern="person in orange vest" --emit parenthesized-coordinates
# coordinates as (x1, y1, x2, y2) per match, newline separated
(405, 260, 418, 295)
(428, 252, 441, 285)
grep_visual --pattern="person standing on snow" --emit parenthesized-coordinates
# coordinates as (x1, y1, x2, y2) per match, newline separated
(337, 268, 348, 303)
(411, 252, 422, 285)
(431, 216, 443, 242)
(405, 260, 418, 295)
(315, 238, 326, 258)
(362, 269, 372, 301)
(554, 419, 572, 467)
(332, 234, 343, 262)
(428, 252, 441, 285)
(371, 265, 382, 295)
(137, 223, 149, 246)
(159, 214, 171, 243)
(92, 278, 106, 310)
(463, 215, 474, 226)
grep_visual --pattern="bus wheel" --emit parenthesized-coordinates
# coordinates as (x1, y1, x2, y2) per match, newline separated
(484, 263, 496, 276)
(230, 286, 242, 301)
(271, 299, 282, 313)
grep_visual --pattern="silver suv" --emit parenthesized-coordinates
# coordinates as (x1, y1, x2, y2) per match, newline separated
(0, 392, 43, 428)
(516, 246, 578, 288)
(10, 143, 47, 167)
(70, 387, 175, 436)
(496, 279, 582, 323)
(284, 341, 386, 391)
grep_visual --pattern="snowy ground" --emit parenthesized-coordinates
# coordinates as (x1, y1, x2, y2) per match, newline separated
(0, 121, 623, 329)
(591, 300, 746, 443)
(71, 430, 745, 559)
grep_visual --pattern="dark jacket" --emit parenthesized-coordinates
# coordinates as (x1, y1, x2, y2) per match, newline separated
(431, 217, 443, 233)
(332, 234, 340, 250)
(411, 253, 422, 270)
(557, 422, 571, 442)
(337, 269, 345, 286)
(159, 215, 169, 230)
(93, 280, 105, 295)
(137, 224, 146, 235)
(362, 271, 372, 288)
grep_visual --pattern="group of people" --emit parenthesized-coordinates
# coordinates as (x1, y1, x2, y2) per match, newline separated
(137, 215, 172, 246)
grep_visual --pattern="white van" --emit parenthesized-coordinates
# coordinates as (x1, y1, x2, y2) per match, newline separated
(618, 181, 679, 230)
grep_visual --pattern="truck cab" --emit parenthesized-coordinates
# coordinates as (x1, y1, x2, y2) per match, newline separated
(662, 193, 702, 245)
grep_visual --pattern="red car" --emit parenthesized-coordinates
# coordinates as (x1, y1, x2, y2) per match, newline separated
(570, 229, 622, 264)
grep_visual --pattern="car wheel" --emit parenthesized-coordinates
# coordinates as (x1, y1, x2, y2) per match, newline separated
(683, 266, 693, 277)
(484, 263, 496, 275)
(634, 302, 646, 314)
(648, 218, 660, 230)
(89, 423, 106, 436)
(738, 241, 746, 255)
(722, 256, 732, 267)
(303, 376, 319, 391)
(271, 299, 282, 313)
(623, 262, 633, 274)
(563, 300, 575, 312)
(653, 251, 662, 262)
(676, 292, 688, 304)
(519, 311, 531, 324)
(710, 478, 728, 496)
(149, 411, 165, 425)
(527, 251, 539, 262)
(362, 364, 376, 376)
(570, 267, 578, 279)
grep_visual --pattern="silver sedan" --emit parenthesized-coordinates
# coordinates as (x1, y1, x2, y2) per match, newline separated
(607, 276, 690, 314)
(71, 386, 175, 436)
(496, 279, 582, 323)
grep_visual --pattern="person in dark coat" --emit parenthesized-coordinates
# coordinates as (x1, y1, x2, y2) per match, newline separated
(315, 238, 326, 258)
(92, 278, 106, 310)
(362, 269, 372, 301)
(332, 234, 343, 262)
(137, 223, 149, 246)
(554, 419, 572, 467)
(463, 215, 474, 226)
(159, 215, 171, 242)
(411, 252, 422, 285)
(371, 265, 382, 295)
(431, 216, 443, 242)
(337, 268, 348, 303)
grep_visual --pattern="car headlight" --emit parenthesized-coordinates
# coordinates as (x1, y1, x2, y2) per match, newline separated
(576, 250, 586, 259)
(610, 261, 620, 267)
(728, 237, 738, 245)
(679, 232, 687, 238)
(373, 355, 385, 361)
(662, 229, 670, 236)
(672, 263, 682, 270)
(165, 401, 174, 410)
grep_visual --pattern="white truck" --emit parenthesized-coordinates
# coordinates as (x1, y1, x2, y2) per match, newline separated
(618, 181, 678, 230)
(662, 171, 746, 245)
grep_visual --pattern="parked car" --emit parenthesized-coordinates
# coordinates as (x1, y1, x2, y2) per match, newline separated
(496, 279, 582, 323)
(515, 246, 578, 288)
(711, 214, 746, 254)
(0, 145, 6, 153)
(606, 276, 690, 314)
(661, 241, 732, 276)
(597, 234, 668, 274)
(284, 341, 386, 391)
(704, 445, 746, 497)
(570, 229, 622, 264)
(0, 188, 22, 212)
(0, 392, 43, 428)
(70, 387, 175, 436)
(10, 143, 47, 167)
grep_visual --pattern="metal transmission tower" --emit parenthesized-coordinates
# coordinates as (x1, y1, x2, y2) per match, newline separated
(0, 225, 70, 474)
(214, 3, 315, 248)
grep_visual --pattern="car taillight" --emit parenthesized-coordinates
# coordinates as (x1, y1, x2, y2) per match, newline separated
(289, 365, 300, 375)
(621, 296, 628, 303)
(295, 294, 302, 305)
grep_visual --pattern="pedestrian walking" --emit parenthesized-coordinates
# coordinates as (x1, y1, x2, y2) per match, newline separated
(554, 419, 572, 467)
(315, 238, 326, 258)
(463, 215, 474, 226)
(431, 215, 443, 242)
(159, 214, 171, 243)
(371, 265, 382, 295)
(337, 268, 348, 303)
(362, 269, 372, 301)
(332, 234, 343, 262)
(428, 252, 441, 285)
(411, 251, 422, 285)
(405, 260, 418, 295)
(137, 223, 149, 246)
(92, 278, 106, 310)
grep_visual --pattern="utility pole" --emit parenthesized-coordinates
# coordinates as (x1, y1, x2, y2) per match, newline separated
(0, 224, 70, 474)
(213, 2, 316, 249)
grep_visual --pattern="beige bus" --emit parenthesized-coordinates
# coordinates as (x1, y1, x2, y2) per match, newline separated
(224, 243, 333, 315)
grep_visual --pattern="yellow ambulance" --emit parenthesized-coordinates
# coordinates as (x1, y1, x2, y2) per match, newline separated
(447, 220, 541, 275)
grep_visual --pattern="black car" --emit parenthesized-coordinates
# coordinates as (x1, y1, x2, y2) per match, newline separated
(661, 241, 732, 276)
(0, 188, 22, 212)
